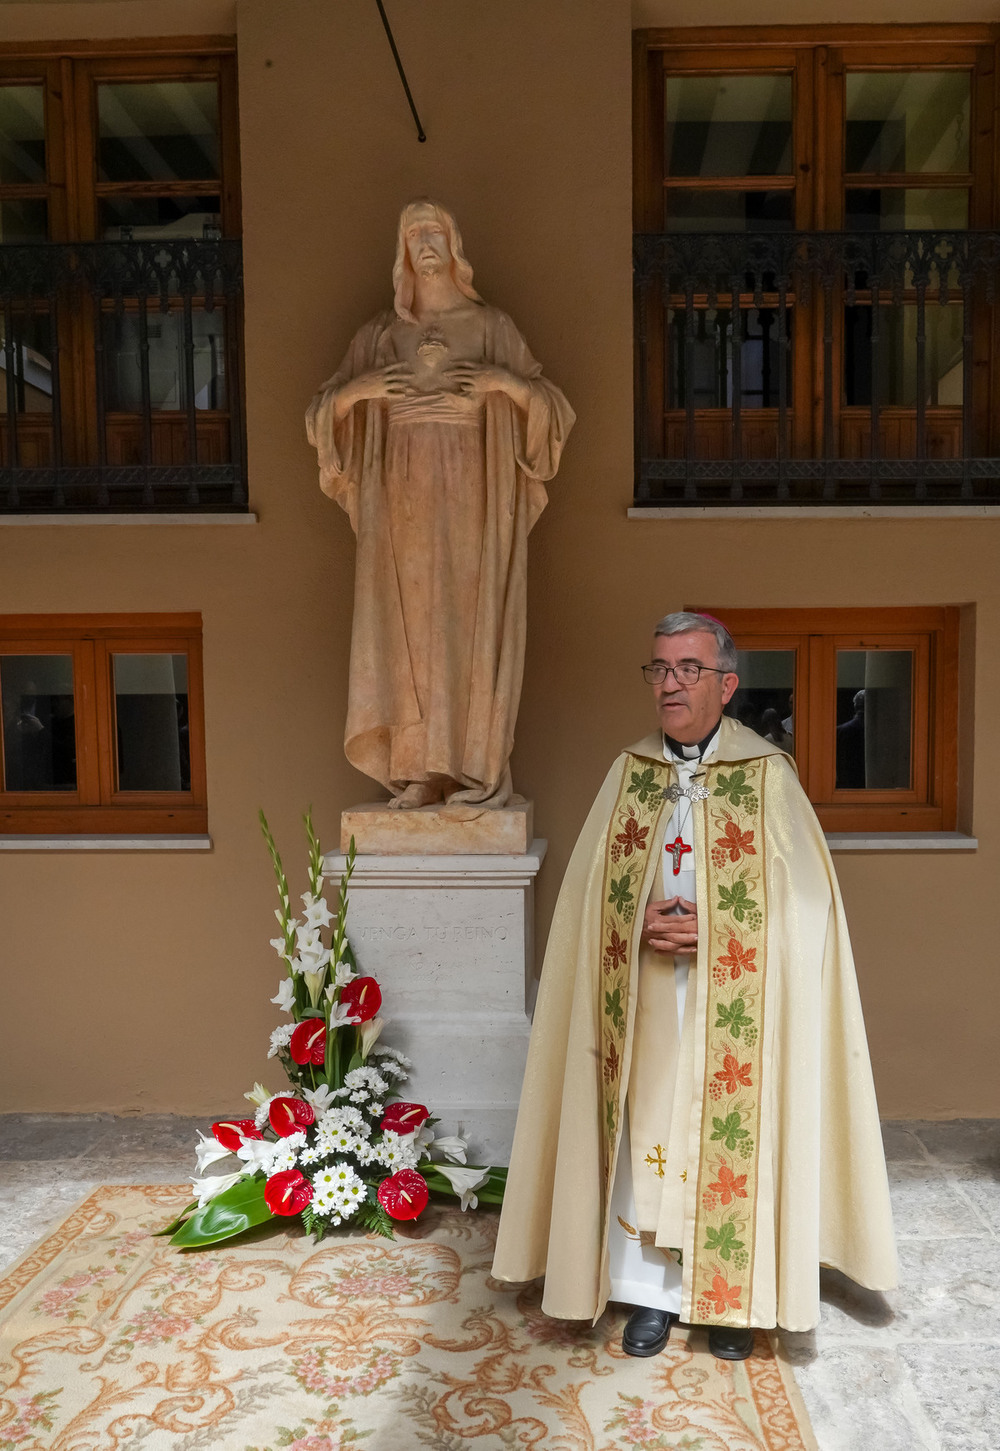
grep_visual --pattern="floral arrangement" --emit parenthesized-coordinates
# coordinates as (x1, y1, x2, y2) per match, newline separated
(162, 812, 505, 1248)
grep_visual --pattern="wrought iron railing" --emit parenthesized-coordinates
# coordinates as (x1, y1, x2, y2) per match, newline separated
(634, 229, 1000, 506)
(0, 238, 245, 512)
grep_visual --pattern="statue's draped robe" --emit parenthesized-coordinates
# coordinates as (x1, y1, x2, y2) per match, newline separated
(492, 718, 897, 1331)
(306, 306, 575, 805)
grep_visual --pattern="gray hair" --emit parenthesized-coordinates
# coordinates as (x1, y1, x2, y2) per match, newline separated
(653, 611, 738, 673)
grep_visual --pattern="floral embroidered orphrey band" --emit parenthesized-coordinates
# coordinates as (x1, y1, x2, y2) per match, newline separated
(597, 754, 771, 1328)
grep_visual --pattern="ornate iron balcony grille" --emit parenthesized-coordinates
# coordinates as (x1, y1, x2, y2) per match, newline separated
(633, 230, 1000, 507)
(0, 239, 246, 513)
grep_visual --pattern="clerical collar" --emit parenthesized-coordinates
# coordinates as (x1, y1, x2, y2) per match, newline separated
(663, 720, 722, 762)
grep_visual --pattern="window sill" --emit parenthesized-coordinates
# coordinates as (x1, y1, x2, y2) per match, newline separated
(825, 831, 977, 851)
(628, 506, 1000, 520)
(0, 514, 257, 527)
(0, 834, 213, 851)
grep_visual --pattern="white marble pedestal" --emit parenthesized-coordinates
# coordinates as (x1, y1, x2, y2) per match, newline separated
(322, 842, 545, 1165)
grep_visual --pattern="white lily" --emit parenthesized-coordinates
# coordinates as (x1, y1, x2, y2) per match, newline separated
(244, 1081, 273, 1108)
(359, 1016, 384, 1057)
(194, 1131, 233, 1175)
(270, 978, 296, 1012)
(294, 941, 332, 974)
(332, 959, 357, 988)
(301, 892, 334, 929)
(191, 1171, 242, 1208)
(431, 1164, 490, 1211)
(303, 1083, 337, 1112)
(235, 1138, 277, 1174)
(430, 1134, 469, 1165)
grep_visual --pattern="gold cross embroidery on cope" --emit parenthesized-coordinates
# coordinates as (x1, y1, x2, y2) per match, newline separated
(645, 1144, 667, 1178)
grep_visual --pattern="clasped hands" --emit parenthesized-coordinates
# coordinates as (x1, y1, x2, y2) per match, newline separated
(334, 361, 527, 417)
(640, 897, 698, 956)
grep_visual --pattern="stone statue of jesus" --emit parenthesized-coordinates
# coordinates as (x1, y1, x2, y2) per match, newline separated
(306, 199, 575, 810)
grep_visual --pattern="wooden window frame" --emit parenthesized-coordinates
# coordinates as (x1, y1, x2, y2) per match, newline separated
(0, 612, 206, 833)
(691, 605, 960, 832)
(634, 24, 1000, 465)
(0, 39, 243, 484)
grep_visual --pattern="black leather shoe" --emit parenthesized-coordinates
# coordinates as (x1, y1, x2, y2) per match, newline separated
(622, 1306, 678, 1357)
(708, 1325, 755, 1360)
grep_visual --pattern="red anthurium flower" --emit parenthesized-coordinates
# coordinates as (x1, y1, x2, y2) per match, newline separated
(290, 1017, 328, 1066)
(268, 1096, 316, 1137)
(264, 1169, 313, 1216)
(377, 1168, 429, 1221)
(339, 976, 382, 1023)
(380, 1102, 430, 1135)
(211, 1118, 262, 1152)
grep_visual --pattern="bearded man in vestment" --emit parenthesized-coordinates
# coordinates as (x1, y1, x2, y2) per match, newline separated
(306, 199, 575, 809)
(492, 611, 897, 1360)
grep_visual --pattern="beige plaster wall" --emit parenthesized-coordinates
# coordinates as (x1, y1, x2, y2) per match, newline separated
(0, 0, 995, 1121)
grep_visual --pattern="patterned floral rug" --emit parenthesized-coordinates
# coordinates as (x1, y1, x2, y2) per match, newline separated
(0, 1185, 817, 1451)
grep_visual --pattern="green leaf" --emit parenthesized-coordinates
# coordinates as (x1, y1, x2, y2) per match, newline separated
(346, 1050, 363, 1074)
(704, 1221, 744, 1262)
(605, 987, 625, 1031)
(627, 766, 659, 803)
(717, 880, 757, 923)
(154, 1200, 198, 1236)
(710, 1112, 749, 1151)
(715, 998, 754, 1040)
(168, 1176, 273, 1250)
(422, 1165, 507, 1206)
(714, 769, 753, 807)
(608, 875, 634, 913)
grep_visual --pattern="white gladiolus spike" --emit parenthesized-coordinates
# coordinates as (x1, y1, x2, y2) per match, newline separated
(333, 960, 357, 987)
(271, 979, 296, 1012)
(303, 970, 326, 1008)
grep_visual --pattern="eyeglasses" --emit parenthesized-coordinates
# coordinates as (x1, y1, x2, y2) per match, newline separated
(641, 662, 727, 686)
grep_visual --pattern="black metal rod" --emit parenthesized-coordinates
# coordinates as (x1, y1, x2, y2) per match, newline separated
(3, 299, 20, 490)
(961, 280, 973, 500)
(822, 277, 835, 501)
(634, 272, 649, 501)
(684, 289, 696, 499)
(777, 280, 788, 500)
(137, 298, 153, 488)
(914, 280, 927, 501)
(374, 0, 427, 142)
(93, 292, 109, 506)
(870, 286, 881, 500)
(181, 294, 199, 505)
(730, 289, 743, 501)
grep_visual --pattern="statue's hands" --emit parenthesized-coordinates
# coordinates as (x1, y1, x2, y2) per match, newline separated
(641, 897, 698, 956)
(446, 362, 531, 411)
(333, 363, 414, 419)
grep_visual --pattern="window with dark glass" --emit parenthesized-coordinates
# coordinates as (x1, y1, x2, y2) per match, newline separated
(0, 614, 206, 833)
(634, 27, 1000, 505)
(698, 606, 959, 832)
(0, 47, 243, 512)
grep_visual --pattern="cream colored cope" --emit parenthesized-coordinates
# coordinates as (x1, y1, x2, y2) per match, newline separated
(306, 200, 575, 810)
(492, 717, 898, 1331)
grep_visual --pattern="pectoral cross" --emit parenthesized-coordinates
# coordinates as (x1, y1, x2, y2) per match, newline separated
(667, 835, 692, 875)
(645, 1144, 667, 1178)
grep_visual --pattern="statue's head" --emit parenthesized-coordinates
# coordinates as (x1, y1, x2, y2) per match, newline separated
(392, 199, 482, 323)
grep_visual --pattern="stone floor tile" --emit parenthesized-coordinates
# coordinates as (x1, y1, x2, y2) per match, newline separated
(788, 1345, 941, 1451)
(893, 1238, 1000, 1342)
(0, 1114, 112, 1160)
(911, 1121, 1000, 1171)
(888, 1161, 991, 1240)
(882, 1122, 930, 1162)
(945, 1166, 1000, 1238)
(83, 1115, 206, 1158)
(898, 1343, 1000, 1451)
